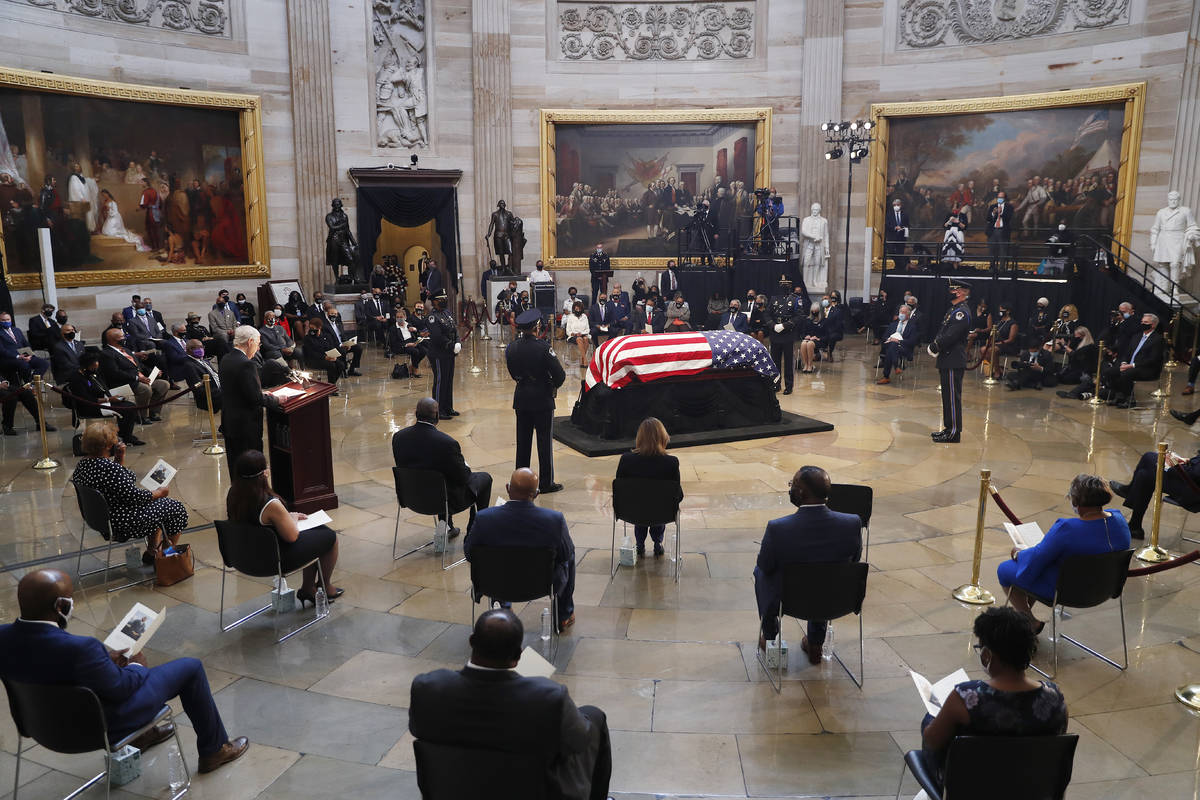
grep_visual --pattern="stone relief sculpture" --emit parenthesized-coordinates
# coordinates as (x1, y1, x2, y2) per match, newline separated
(898, 0, 1130, 49)
(559, 1, 754, 61)
(11, 0, 230, 37)
(372, 0, 430, 149)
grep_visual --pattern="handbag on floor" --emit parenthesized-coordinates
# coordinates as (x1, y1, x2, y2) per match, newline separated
(154, 540, 194, 586)
(391, 362, 409, 379)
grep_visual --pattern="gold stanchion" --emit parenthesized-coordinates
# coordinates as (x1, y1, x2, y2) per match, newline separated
(31, 375, 59, 470)
(469, 324, 483, 375)
(1165, 312, 1181, 368)
(1136, 442, 1171, 563)
(982, 327, 1000, 386)
(953, 469, 996, 604)
(1151, 370, 1171, 399)
(1088, 339, 1106, 406)
(201, 374, 225, 456)
(1176, 682, 1200, 710)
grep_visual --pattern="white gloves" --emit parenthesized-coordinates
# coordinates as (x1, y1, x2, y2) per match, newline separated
(453, 342, 462, 355)
(927, 345, 937, 357)
(774, 323, 785, 333)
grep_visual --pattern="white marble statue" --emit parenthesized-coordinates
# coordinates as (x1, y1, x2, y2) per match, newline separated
(1150, 190, 1200, 286)
(801, 202, 830, 292)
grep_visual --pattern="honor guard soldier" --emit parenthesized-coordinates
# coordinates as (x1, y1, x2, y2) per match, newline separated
(427, 289, 461, 419)
(507, 309, 567, 493)
(768, 284, 806, 394)
(928, 278, 973, 443)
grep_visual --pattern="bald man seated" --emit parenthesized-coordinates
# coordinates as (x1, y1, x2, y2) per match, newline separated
(409, 609, 611, 800)
(0, 569, 248, 773)
(463, 468, 577, 629)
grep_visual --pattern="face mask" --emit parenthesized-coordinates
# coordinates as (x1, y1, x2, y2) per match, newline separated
(43, 309, 53, 317)
(220, 297, 229, 304)
(1141, 322, 1153, 331)
(274, 309, 283, 316)
(136, 308, 147, 316)
(1122, 312, 1132, 319)
(56, 596, 73, 629)
(893, 205, 901, 212)
(0, 321, 10, 328)
(821, 299, 829, 308)
(64, 331, 75, 340)
(1058, 224, 1066, 231)
(56, 315, 68, 324)
(190, 348, 205, 358)
(266, 319, 275, 326)
(899, 313, 909, 322)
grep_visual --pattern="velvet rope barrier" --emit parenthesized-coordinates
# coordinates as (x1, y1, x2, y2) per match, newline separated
(48, 382, 197, 413)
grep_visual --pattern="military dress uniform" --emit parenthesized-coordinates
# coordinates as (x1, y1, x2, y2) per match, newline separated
(768, 292, 805, 393)
(507, 309, 567, 493)
(426, 292, 460, 418)
(930, 280, 973, 442)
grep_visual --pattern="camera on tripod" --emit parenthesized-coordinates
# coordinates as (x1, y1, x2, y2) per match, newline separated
(753, 187, 771, 198)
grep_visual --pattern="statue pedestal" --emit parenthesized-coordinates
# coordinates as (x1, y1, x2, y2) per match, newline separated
(325, 281, 368, 294)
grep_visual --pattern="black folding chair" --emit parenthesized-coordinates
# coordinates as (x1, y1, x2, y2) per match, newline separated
(468, 543, 562, 653)
(392, 466, 463, 569)
(1025, 549, 1134, 678)
(71, 481, 155, 593)
(1163, 496, 1200, 545)
(757, 561, 869, 691)
(3, 677, 190, 800)
(896, 734, 1078, 800)
(413, 739, 546, 799)
(827, 483, 873, 560)
(610, 477, 684, 580)
(214, 519, 330, 644)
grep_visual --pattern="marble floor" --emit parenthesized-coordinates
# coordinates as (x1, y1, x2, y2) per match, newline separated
(1, 335, 1199, 799)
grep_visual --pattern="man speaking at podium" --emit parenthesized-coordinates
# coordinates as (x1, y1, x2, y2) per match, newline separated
(219, 325, 280, 472)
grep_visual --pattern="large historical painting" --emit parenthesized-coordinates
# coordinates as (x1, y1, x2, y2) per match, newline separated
(0, 67, 268, 289)
(542, 108, 771, 265)
(372, 0, 429, 149)
(867, 84, 1145, 267)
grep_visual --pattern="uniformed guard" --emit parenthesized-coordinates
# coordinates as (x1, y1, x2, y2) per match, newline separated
(507, 309, 567, 493)
(427, 289, 461, 419)
(928, 278, 973, 443)
(768, 283, 806, 394)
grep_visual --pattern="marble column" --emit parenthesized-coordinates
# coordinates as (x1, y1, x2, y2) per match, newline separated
(286, 0, 340, 293)
(1171, 0, 1200, 297)
(471, 0, 514, 288)
(797, 0, 845, 291)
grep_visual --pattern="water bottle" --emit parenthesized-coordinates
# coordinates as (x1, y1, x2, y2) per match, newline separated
(540, 607, 552, 641)
(822, 623, 834, 660)
(167, 740, 186, 793)
(315, 586, 328, 618)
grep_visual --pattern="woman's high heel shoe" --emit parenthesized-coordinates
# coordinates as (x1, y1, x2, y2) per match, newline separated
(296, 590, 316, 608)
(324, 587, 345, 601)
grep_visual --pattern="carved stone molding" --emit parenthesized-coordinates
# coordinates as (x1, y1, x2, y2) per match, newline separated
(558, 1, 754, 61)
(372, 0, 430, 150)
(7, 0, 231, 37)
(898, 0, 1129, 50)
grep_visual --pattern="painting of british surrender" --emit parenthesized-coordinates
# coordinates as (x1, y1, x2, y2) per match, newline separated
(0, 67, 268, 288)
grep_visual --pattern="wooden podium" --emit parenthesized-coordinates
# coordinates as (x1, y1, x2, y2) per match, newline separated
(266, 380, 339, 513)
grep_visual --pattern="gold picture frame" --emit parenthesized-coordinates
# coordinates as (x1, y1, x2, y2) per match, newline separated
(539, 107, 772, 268)
(0, 65, 270, 289)
(866, 82, 1145, 270)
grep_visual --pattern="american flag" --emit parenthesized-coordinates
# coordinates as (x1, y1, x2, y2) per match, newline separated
(584, 331, 779, 391)
(1072, 109, 1109, 147)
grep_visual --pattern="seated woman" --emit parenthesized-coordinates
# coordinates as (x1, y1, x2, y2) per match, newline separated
(615, 418, 684, 558)
(920, 607, 1068, 787)
(822, 291, 846, 356)
(982, 303, 1020, 379)
(226, 450, 341, 605)
(563, 300, 591, 364)
(797, 302, 826, 374)
(386, 306, 426, 377)
(1056, 325, 1096, 385)
(997, 474, 1131, 632)
(71, 422, 187, 563)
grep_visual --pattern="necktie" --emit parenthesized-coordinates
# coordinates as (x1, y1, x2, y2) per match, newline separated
(1130, 334, 1148, 363)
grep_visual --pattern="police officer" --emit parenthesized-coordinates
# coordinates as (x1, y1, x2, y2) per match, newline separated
(929, 278, 973, 443)
(426, 289, 461, 419)
(768, 284, 806, 394)
(588, 243, 611, 303)
(507, 309, 567, 493)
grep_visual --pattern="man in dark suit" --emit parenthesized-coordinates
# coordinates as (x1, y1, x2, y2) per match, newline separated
(27, 302, 60, 351)
(587, 295, 618, 350)
(718, 299, 749, 333)
(182, 339, 222, 412)
(631, 298, 665, 334)
(986, 192, 1015, 270)
(67, 352, 141, 445)
(161, 323, 193, 382)
(659, 259, 680, 297)
(0, 569, 247, 774)
(0, 311, 50, 380)
(884, 199, 909, 269)
(140, 297, 167, 334)
(122, 310, 166, 374)
(356, 287, 392, 349)
(101, 328, 168, 424)
(392, 397, 493, 535)
(302, 315, 347, 384)
(49, 324, 85, 385)
(754, 466, 862, 663)
(1111, 448, 1200, 540)
(465, 468, 577, 628)
(121, 294, 142, 322)
(321, 302, 363, 376)
(876, 302, 920, 384)
(1102, 312, 1164, 408)
(507, 310, 567, 494)
(409, 609, 611, 800)
(218, 326, 280, 473)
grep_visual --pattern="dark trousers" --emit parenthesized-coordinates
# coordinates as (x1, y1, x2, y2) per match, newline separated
(225, 434, 263, 476)
(989, 237, 1010, 269)
(431, 352, 455, 412)
(1101, 363, 1155, 400)
(110, 657, 228, 758)
(754, 568, 828, 645)
(881, 341, 908, 378)
(578, 705, 613, 800)
(1006, 363, 1045, 389)
(591, 329, 617, 351)
(515, 409, 555, 489)
(399, 342, 426, 369)
(342, 343, 364, 370)
(1, 386, 38, 430)
(885, 240, 905, 268)
(1122, 451, 1197, 527)
(1189, 355, 1200, 385)
(939, 367, 964, 435)
(590, 273, 607, 302)
(444, 471, 493, 531)
(770, 338, 794, 390)
(634, 525, 664, 547)
(81, 402, 137, 441)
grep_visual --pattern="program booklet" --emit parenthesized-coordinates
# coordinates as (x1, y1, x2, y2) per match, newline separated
(109, 384, 135, 400)
(1004, 521, 1045, 550)
(296, 509, 333, 531)
(324, 347, 342, 360)
(103, 603, 166, 657)
(146, 366, 161, 383)
(910, 668, 969, 716)
(271, 385, 306, 401)
(140, 459, 177, 491)
(516, 646, 556, 678)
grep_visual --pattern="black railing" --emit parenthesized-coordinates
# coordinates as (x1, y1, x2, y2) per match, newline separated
(879, 226, 1117, 279)
(675, 214, 799, 266)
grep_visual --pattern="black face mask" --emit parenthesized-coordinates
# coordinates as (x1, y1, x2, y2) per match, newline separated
(63, 332, 75, 340)
(1142, 322, 1153, 331)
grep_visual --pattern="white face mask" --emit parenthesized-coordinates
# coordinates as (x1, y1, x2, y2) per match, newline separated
(893, 205, 901, 212)
(1058, 224, 1066, 231)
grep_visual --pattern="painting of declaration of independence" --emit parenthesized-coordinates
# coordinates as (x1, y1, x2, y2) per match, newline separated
(884, 102, 1126, 256)
(0, 87, 248, 277)
(554, 122, 758, 258)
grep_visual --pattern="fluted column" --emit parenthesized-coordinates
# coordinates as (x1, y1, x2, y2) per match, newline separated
(286, 0, 339, 293)
(797, 0, 845, 290)
(1171, 1, 1200, 296)
(471, 0, 514, 286)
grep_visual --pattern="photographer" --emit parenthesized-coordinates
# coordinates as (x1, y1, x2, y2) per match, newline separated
(1005, 336, 1054, 391)
(756, 188, 783, 254)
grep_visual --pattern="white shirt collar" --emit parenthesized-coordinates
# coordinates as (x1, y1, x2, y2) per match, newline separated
(17, 617, 59, 627)
(466, 660, 516, 672)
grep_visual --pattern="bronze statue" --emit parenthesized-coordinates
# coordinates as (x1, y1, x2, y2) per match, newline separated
(325, 198, 359, 283)
(485, 199, 518, 273)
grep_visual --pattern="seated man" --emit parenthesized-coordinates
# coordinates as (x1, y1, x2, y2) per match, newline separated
(1, 369, 53, 436)
(607, 290, 632, 335)
(587, 295, 618, 350)
(100, 328, 169, 424)
(258, 309, 297, 366)
(1005, 338, 1053, 391)
(356, 287, 392, 349)
(302, 315, 347, 384)
(1101, 312, 1164, 408)
(719, 298, 749, 333)
(49, 324, 85, 386)
(121, 311, 167, 375)
(0, 569, 248, 774)
(68, 351, 142, 445)
(409, 608, 611, 800)
(185, 312, 229, 360)
(754, 466, 862, 663)
(664, 292, 691, 332)
(876, 303, 919, 384)
(0, 311, 50, 381)
(182, 339, 223, 412)
(161, 324, 193, 383)
(322, 302, 364, 376)
(464, 468, 576, 629)
(630, 298, 665, 335)
(1110, 448, 1200, 540)
(392, 397, 493, 535)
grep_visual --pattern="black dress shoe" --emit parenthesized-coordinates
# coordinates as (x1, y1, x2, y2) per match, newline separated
(782, 388, 792, 395)
(446, 526, 461, 539)
(930, 429, 948, 439)
(349, 369, 363, 377)
(42, 423, 57, 432)
(1129, 525, 1145, 540)
(149, 413, 162, 422)
(1056, 390, 1075, 399)
(932, 432, 961, 443)
(2, 427, 15, 436)
(541, 482, 564, 494)
(1109, 480, 1130, 499)
(126, 436, 147, 447)
(438, 413, 454, 420)
(1171, 409, 1200, 426)
(447, 410, 460, 416)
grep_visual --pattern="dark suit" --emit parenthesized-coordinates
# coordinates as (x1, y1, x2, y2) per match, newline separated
(464, 500, 575, 623)
(0, 325, 49, 378)
(659, 268, 680, 296)
(409, 666, 611, 800)
(631, 305, 665, 334)
(0, 369, 39, 431)
(719, 309, 749, 333)
(507, 334, 566, 492)
(161, 335, 193, 382)
(323, 314, 363, 371)
(754, 504, 862, 642)
(1123, 449, 1200, 528)
(100, 344, 144, 392)
(27, 313, 59, 351)
(386, 321, 427, 369)
(1006, 348, 1054, 390)
(182, 355, 222, 412)
(986, 202, 1015, 268)
(587, 301, 618, 350)
(392, 421, 492, 529)
(1103, 330, 1164, 401)
(49, 338, 86, 385)
(120, 319, 166, 375)
(879, 317, 919, 379)
(66, 369, 137, 440)
(356, 295, 392, 347)
(218, 348, 277, 472)
(302, 327, 346, 383)
(0, 620, 229, 757)
(616, 452, 683, 547)
(884, 207, 909, 267)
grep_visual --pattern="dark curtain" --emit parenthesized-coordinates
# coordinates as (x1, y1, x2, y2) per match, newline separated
(355, 186, 459, 290)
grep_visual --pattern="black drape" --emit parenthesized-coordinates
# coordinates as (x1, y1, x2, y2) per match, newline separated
(355, 186, 459, 290)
